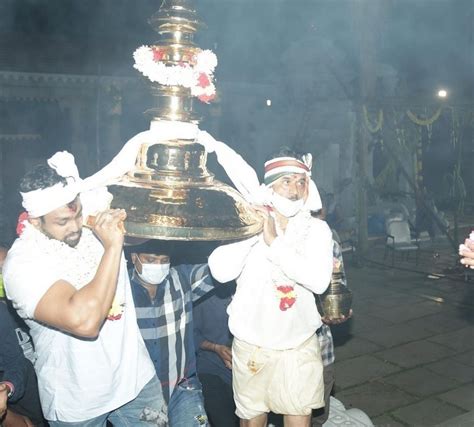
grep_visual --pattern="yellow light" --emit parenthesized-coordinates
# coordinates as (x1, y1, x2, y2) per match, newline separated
(437, 89, 447, 98)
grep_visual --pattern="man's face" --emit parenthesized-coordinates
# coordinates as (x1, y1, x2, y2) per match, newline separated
(32, 198, 83, 248)
(271, 173, 308, 201)
(132, 253, 170, 273)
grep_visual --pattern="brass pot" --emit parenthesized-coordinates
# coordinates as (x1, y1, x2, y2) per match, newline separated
(318, 272, 353, 321)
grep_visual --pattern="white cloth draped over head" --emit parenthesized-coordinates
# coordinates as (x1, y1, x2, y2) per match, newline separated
(196, 130, 322, 211)
(20, 120, 199, 218)
(21, 152, 83, 218)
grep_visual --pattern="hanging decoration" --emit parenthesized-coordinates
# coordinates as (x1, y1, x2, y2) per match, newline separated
(406, 106, 442, 126)
(373, 109, 410, 197)
(362, 105, 383, 133)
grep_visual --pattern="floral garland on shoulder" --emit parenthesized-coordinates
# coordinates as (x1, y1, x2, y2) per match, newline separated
(133, 45, 217, 104)
(18, 219, 104, 289)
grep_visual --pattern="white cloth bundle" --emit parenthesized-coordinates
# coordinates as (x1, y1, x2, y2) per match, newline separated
(21, 120, 198, 218)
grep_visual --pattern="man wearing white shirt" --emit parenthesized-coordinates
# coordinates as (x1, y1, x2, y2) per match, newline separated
(208, 148, 333, 427)
(3, 155, 166, 426)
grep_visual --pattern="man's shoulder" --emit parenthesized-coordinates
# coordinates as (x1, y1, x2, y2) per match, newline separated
(308, 216, 332, 233)
(4, 237, 49, 272)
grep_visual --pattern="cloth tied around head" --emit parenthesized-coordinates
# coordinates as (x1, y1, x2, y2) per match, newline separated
(20, 151, 83, 218)
(263, 155, 312, 186)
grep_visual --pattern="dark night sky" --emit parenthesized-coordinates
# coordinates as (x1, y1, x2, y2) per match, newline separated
(0, 0, 472, 244)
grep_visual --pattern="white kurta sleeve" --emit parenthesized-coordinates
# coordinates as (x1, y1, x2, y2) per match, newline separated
(267, 218, 333, 294)
(208, 236, 259, 283)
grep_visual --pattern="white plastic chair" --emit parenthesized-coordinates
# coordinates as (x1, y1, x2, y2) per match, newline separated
(384, 218, 420, 266)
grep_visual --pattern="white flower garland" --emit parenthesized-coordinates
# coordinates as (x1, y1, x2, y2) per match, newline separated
(19, 221, 104, 289)
(407, 107, 442, 126)
(133, 45, 217, 103)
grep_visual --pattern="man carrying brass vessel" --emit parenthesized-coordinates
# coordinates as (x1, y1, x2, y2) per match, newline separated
(207, 146, 333, 427)
(3, 151, 167, 426)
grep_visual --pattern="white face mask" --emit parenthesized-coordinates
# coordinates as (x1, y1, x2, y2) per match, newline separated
(270, 192, 305, 217)
(136, 258, 170, 285)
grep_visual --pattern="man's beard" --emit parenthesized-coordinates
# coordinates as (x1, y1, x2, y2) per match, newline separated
(42, 229, 82, 248)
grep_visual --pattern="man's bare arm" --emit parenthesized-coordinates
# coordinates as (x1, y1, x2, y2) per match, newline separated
(34, 209, 126, 338)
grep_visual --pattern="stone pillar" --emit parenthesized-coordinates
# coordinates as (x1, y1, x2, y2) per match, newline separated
(351, 0, 385, 259)
(59, 97, 95, 177)
(100, 83, 123, 166)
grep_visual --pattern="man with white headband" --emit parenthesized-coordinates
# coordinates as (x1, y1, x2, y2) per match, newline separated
(206, 145, 333, 427)
(2, 153, 167, 426)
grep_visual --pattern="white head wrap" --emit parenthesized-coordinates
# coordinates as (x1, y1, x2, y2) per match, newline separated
(20, 151, 83, 217)
(264, 154, 322, 212)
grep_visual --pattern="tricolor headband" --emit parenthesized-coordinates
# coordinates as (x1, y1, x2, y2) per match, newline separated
(264, 155, 312, 186)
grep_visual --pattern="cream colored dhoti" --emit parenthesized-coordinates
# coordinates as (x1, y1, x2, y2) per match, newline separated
(232, 334, 324, 420)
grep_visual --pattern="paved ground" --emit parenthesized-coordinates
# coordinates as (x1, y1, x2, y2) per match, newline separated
(330, 238, 474, 426)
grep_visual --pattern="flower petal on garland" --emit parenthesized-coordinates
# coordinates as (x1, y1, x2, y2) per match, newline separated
(197, 93, 216, 104)
(152, 48, 165, 62)
(16, 212, 29, 236)
(197, 73, 211, 88)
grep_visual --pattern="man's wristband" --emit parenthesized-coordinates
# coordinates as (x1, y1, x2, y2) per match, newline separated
(1, 381, 14, 399)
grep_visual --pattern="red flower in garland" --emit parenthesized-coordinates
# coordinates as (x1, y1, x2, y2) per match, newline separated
(276, 285, 296, 311)
(198, 93, 216, 104)
(152, 48, 165, 62)
(16, 212, 29, 236)
(197, 72, 211, 88)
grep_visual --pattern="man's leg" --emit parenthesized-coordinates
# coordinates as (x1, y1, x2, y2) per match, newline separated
(108, 375, 167, 427)
(168, 375, 208, 427)
(312, 363, 335, 426)
(282, 414, 311, 427)
(240, 413, 268, 427)
(199, 373, 239, 427)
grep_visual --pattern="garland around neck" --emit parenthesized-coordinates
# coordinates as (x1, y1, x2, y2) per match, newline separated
(20, 221, 105, 289)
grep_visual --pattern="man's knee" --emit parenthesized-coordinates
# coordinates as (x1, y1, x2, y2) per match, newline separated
(168, 377, 208, 426)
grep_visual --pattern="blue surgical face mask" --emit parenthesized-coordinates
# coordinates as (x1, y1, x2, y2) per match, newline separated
(136, 258, 170, 285)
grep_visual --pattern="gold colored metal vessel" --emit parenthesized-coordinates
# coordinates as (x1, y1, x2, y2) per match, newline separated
(318, 271, 353, 321)
(108, 0, 262, 240)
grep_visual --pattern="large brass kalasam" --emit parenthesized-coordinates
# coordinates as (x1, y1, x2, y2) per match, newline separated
(108, 0, 263, 241)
